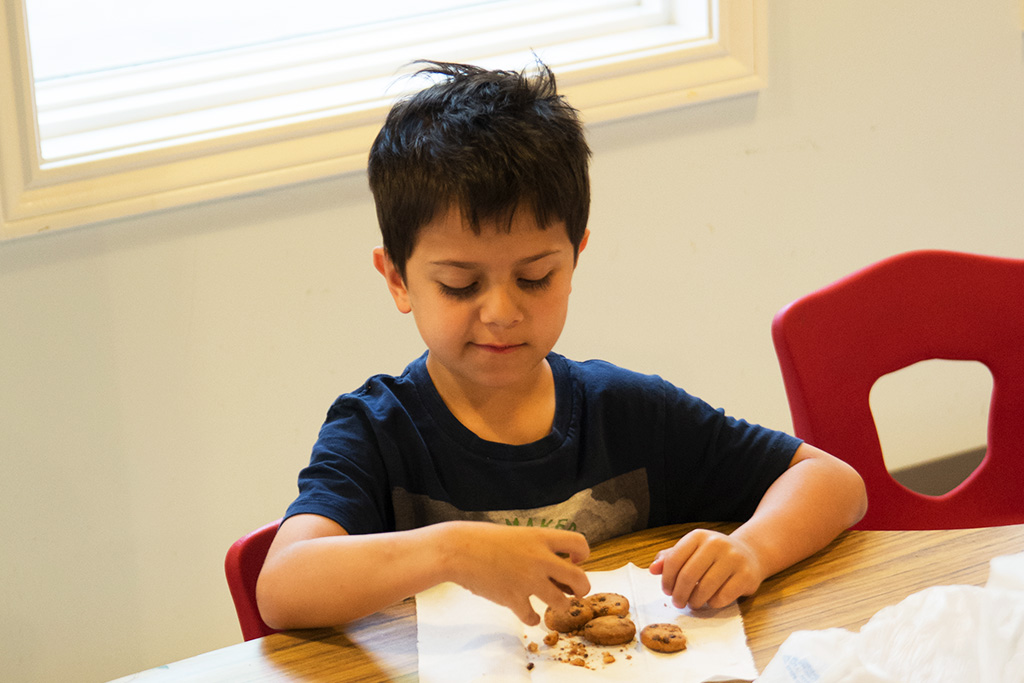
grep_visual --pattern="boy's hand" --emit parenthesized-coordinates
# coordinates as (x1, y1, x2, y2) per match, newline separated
(648, 529, 765, 610)
(442, 522, 591, 626)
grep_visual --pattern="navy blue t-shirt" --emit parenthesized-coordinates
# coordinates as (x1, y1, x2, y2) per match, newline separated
(285, 352, 801, 545)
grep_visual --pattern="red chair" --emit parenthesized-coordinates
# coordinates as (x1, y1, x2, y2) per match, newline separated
(772, 250, 1024, 530)
(225, 519, 282, 641)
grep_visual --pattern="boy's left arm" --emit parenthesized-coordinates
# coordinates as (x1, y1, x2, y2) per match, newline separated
(650, 443, 867, 609)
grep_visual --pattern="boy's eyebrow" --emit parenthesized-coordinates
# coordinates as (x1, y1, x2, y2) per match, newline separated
(428, 250, 562, 269)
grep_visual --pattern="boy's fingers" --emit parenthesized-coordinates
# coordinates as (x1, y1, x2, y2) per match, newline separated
(687, 577, 717, 608)
(669, 552, 717, 606)
(549, 573, 587, 598)
(678, 560, 717, 607)
(511, 599, 542, 626)
(543, 584, 572, 612)
(521, 610, 542, 627)
(541, 566, 589, 610)
(688, 560, 731, 607)
(659, 535, 700, 596)
(550, 560, 590, 598)
(538, 575, 584, 613)
(549, 531, 590, 564)
(706, 581, 740, 609)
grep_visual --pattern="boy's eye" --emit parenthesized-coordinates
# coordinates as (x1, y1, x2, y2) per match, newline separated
(518, 273, 553, 291)
(438, 282, 478, 299)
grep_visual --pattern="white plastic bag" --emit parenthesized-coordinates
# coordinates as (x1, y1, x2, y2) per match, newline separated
(760, 552, 1024, 683)
(758, 628, 897, 683)
(989, 551, 1024, 593)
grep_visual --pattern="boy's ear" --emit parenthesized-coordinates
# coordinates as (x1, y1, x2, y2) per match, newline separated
(574, 229, 590, 265)
(372, 247, 412, 314)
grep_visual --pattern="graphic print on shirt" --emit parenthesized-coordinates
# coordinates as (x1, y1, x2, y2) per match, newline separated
(391, 468, 649, 545)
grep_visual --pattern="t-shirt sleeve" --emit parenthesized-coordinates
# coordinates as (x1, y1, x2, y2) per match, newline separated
(658, 382, 802, 522)
(283, 397, 392, 534)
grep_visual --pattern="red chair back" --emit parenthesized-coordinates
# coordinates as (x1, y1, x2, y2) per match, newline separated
(772, 250, 1024, 529)
(225, 519, 282, 640)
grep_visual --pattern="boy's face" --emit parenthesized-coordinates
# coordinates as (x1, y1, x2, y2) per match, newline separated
(374, 205, 588, 400)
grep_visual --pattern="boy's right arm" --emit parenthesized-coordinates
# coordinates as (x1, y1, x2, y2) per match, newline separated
(255, 514, 591, 630)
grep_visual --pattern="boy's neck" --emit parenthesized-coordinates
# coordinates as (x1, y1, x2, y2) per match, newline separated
(426, 356, 556, 446)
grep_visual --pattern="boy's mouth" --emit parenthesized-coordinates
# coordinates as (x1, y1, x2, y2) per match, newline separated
(474, 343, 525, 354)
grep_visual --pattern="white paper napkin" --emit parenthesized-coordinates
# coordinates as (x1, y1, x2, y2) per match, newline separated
(417, 563, 758, 682)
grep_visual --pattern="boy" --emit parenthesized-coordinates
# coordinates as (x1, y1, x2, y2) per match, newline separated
(257, 61, 866, 630)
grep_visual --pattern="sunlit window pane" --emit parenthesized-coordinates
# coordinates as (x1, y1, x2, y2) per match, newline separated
(5, 0, 755, 240)
(25, 0, 499, 80)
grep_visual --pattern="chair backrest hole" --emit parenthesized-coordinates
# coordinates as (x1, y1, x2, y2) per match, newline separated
(869, 359, 991, 496)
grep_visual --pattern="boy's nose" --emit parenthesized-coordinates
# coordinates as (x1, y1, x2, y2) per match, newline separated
(479, 286, 523, 327)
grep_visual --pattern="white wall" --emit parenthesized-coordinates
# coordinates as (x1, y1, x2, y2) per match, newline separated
(2, 2, 1022, 681)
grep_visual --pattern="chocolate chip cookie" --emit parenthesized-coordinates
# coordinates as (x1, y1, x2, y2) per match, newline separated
(587, 592, 630, 618)
(544, 598, 594, 633)
(582, 614, 636, 646)
(639, 623, 687, 653)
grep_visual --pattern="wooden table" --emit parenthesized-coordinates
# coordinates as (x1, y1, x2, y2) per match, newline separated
(112, 522, 1024, 682)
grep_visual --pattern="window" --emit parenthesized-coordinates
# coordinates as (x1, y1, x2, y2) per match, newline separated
(0, 0, 765, 240)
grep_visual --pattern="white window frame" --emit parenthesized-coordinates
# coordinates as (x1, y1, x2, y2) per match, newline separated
(0, 0, 765, 240)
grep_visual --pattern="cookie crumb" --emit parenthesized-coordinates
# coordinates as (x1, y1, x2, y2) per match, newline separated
(570, 658, 586, 667)
(527, 641, 538, 653)
(603, 652, 616, 664)
(526, 662, 534, 671)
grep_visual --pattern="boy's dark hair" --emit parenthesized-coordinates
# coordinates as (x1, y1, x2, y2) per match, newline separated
(368, 60, 591, 279)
